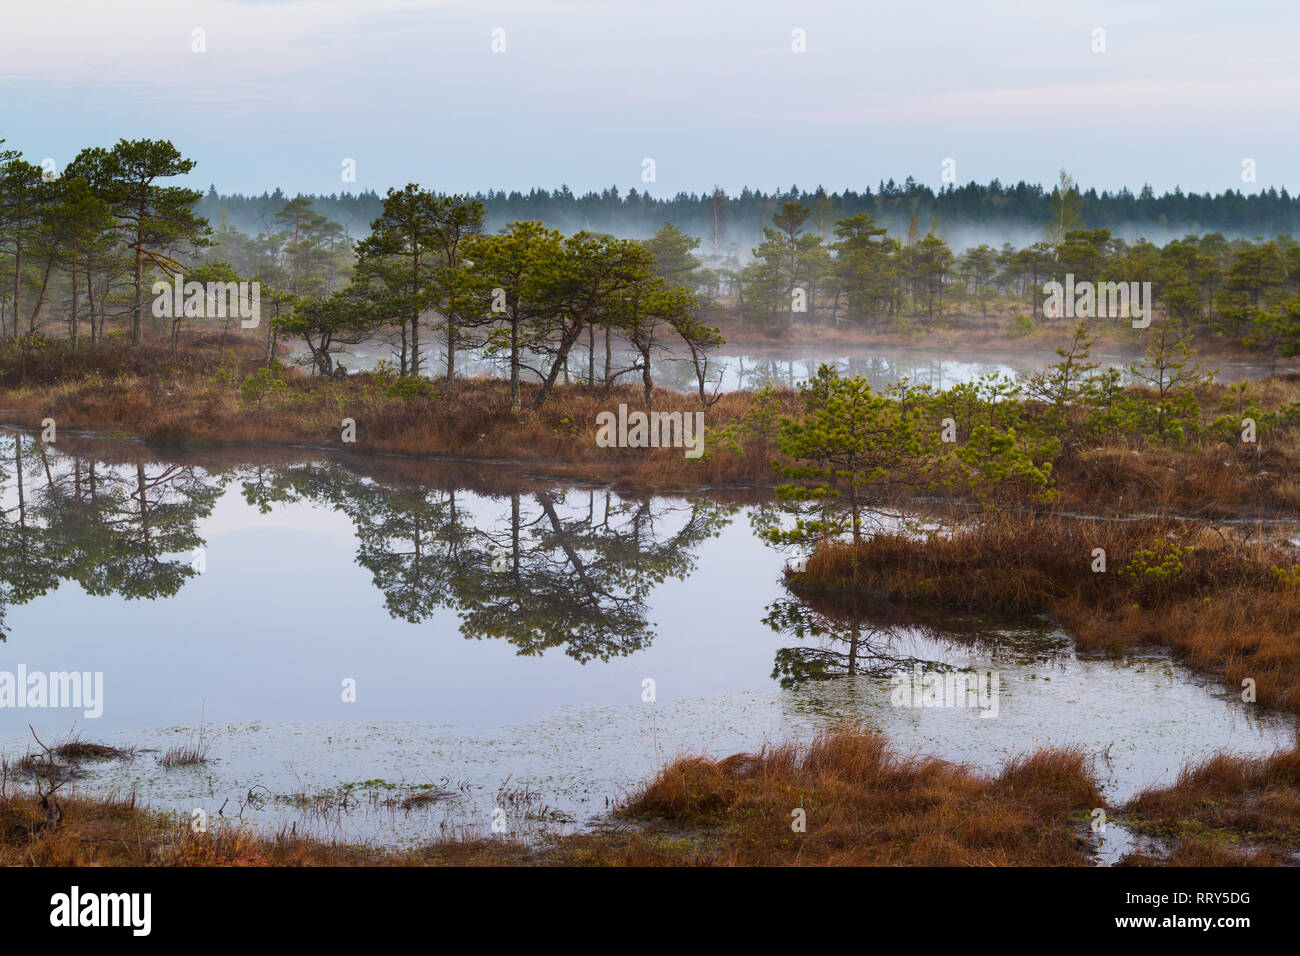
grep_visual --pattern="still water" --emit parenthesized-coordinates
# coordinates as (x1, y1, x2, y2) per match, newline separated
(324, 341, 1290, 393)
(0, 432, 1294, 849)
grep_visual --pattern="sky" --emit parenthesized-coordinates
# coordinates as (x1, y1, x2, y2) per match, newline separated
(1, 0, 1297, 199)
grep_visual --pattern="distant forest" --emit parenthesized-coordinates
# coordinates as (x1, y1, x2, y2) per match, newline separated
(7, 133, 1300, 382)
(197, 177, 1300, 253)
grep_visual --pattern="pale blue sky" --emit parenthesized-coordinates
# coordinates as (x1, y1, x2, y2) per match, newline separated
(1, 0, 1296, 197)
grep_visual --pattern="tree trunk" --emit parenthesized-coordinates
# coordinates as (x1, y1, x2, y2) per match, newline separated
(509, 312, 521, 413)
(604, 326, 612, 386)
(86, 271, 100, 344)
(410, 248, 421, 378)
(445, 321, 454, 384)
(28, 255, 54, 332)
(641, 344, 653, 408)
(132, 204, 146, 346)
(11, 226, 22, 340)
(531, 320, 585, 410)
(410, 315, 420, 378)
(265, 301, 277, 365)
(70, 239, 79, 347)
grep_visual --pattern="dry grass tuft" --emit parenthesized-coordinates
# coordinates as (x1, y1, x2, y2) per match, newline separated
(611, 723, 1102, 865)
(793, 511, 1300, 711)
(159, 741, 208, 768)
(1120, 746, 1300, 860)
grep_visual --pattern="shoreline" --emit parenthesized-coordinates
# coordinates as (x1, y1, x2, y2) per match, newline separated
(4, 725, 1295, 866)
(3, 380, 1299, 514)
(10, 422, 1300, 523)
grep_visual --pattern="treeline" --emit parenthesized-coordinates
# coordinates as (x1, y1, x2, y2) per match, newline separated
(729, 198, 1300, 363)
(272, 190, 724, 412)
(200, 172, 1300, 367)
(0, 135, 724, 411)
(194, 175, 1300, 249)
(6, 135, 1300, 399)
(0, 137, 210, 347)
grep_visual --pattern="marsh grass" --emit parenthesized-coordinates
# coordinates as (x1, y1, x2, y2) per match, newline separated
(160, 710, 208, 768)
(9, 339, 1300, 504)
(1, 730, 133, 787)
(604, 723, 1103, 866)
(159, 742, 208, 768)
(1120, 746, 1300, 862)
(0, 342, 787, 490)
(4, 725, 1296, 866)
(793, 511, 1300, 711)
(0, 725, 1102, 866)
(52, 733, 133, 763)
(6, 753, 82, 784)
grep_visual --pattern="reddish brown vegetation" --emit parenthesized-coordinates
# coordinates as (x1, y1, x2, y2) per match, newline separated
(4, 338, 1300, 511)
(0, 337, 789, 490)
(1, 727, 1104, 866)
(793, 511, 1300, 711)
(609, 725, 1102, 865)
(1122, 747, 1300, 858)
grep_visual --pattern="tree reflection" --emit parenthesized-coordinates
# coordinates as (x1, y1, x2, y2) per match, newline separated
(238, 465, 736, 661)
(462, 490, 734, 661)
(0, 434, 223, 638)
(764, 593, 956, 689)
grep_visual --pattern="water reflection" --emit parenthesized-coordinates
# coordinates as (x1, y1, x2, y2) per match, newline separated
(0, 435, 739, 663)
(764, 595, 957, 688)
(0, 434, 221, 637)
(335, 343, 1029, 394)
(330, 342, 1287, 395)
(237, 463, 736, 661)
(764, 589, 1081, 693)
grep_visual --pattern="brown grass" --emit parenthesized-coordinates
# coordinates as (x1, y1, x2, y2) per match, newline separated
(7, 337, 1300, 504)
(51, 734, 132, 762)
(5, 753, 80, 783)
(159, 718, 209, 768)
(159, 744, 208, 768)
(6, 725, 1298, 866)
(1118, 840, 1294, 866)
(1120, 746, 1300, 862)
(793, 510, 1300, 711)
(1052, 438, 1300, 517)
(0, 726, 1107, 866)
(603, 724, 1103, 865)
(0, 338, 790, 491)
